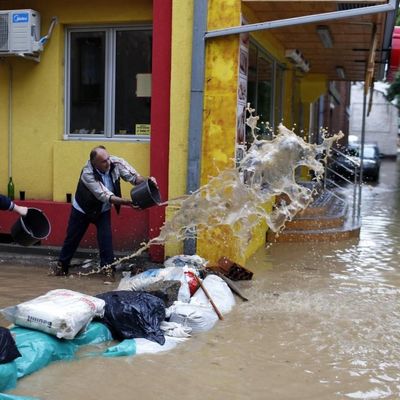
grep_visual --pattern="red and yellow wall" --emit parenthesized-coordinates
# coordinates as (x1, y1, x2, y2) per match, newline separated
(0, 0, 330, 265)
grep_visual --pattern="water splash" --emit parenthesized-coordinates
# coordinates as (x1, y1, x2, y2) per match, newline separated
(79, 107, 342, 275)
(152, 106, 343, 256)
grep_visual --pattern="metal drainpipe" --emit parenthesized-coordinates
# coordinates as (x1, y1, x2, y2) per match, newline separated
(184, 0, 208, 255)
(358, 85, 368, 222)
(8, 61, 12, 181)
(186, 0, 397, 254)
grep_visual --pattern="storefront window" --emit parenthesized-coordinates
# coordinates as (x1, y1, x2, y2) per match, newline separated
(66, 26, 152, 140)
(246, 42, 284, 144)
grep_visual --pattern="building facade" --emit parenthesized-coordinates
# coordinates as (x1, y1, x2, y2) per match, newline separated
(0, 0, 395, 264)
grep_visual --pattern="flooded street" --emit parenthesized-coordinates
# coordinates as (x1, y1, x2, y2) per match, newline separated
(2, 158, 400, 399)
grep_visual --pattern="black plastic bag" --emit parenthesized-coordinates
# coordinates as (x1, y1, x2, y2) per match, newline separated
(96, 291, 166, 345)
(0, 327, 21, 364)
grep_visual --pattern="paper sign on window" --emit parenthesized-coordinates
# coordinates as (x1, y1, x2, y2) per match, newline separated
(136, 73, 152, 97)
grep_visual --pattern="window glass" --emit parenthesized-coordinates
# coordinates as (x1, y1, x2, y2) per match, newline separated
(115, 30, 152, 135)
(70, 31, 105, 135)
(256, 55, 273, 139)
(274, 65, 284, 127)
(66, 26, 152, 140)
(247, 43, 258, 114)
(246, 43, 282, 145)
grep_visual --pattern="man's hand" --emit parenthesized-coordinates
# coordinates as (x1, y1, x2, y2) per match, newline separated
(13, 204, 28, 217)
(135, 176, 158, 186)
(149, 176, 158, 186)
(110, 195, 132, 206)
(110, 196, 142, 209)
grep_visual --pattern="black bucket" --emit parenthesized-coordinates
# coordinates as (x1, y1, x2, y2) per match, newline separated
(11, 208, 51, 246)
(130, 179, 161, 209)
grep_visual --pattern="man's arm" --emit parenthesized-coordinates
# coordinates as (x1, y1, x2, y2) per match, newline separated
(0, 195, 27, 216)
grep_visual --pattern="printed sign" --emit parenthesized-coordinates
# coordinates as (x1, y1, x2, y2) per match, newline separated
(12, 13, 29, 23)
(135, 124, 151, 135)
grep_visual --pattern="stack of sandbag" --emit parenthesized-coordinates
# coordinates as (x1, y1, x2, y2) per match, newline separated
(1, 289, 105, 339)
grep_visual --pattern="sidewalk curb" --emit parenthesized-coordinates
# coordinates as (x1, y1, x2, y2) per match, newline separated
(0, 243, 151, 268)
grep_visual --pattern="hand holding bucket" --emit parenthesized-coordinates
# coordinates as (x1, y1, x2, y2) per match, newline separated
(130, 178, 161, 209)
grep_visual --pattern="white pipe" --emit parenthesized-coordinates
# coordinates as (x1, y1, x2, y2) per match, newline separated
(39, 16, 58, 46)
(7, 61, 12, 178)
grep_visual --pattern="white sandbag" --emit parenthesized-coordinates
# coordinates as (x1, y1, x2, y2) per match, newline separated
(168, 302, 219, 333)
(160, 321, 192, 338)
(191, 274, 236, 315)
(1, 289, 105, 340)
(164, 254, 207, 270)
(135, 336, 187, 355)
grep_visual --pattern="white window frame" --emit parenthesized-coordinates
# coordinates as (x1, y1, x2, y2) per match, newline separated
(64, 24, 152, 142)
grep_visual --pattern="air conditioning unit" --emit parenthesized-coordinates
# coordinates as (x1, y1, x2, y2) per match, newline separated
(0, 9, 42, 55)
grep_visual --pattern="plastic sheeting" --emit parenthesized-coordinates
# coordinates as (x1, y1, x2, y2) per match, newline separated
(0, 323, 113, 393)
(0, 393, 40, 400)
(96, 291, 166, 345)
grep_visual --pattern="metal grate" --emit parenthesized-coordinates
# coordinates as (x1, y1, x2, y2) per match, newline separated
(0, 13, 9, 51)
(337, 2, 378, 10)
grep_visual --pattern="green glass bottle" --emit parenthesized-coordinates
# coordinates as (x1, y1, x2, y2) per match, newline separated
(7, 177, 14, 200)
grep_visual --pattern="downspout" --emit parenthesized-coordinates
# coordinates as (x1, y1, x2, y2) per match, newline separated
(184, 0, 208, 255)
(187, 0, 397, 253)
(7, 61, 12, 184)
(358, 24, 378, 220)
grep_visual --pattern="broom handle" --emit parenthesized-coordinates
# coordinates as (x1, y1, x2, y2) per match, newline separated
(194, 274, 224, 321)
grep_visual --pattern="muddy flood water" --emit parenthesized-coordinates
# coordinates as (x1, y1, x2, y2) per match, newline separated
(2, 158, 400, 399)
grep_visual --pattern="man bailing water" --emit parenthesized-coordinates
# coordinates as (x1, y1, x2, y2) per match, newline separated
(53, 145, 156, 282)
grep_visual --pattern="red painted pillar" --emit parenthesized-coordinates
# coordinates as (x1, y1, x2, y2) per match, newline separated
(149, 0, 172, 262)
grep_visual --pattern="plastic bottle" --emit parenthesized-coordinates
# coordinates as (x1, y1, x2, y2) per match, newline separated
(7, 177, 14, 200)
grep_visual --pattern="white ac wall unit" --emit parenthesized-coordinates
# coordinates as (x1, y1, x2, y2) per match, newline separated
(0, 9, 41, 55)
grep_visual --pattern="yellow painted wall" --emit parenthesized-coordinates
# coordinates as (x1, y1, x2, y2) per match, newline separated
(200, 0, 241, 181)
(165, 0, 194, 256)
(0, 0, 152, 201)
(301, 74, 327, 104)
(194, 0, 271, 265)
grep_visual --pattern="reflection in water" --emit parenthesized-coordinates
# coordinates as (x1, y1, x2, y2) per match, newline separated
(3, 161, 400, 399)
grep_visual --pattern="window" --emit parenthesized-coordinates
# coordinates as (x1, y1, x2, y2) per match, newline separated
(65, 26, 152, 140)
(246, 42, 284, 144)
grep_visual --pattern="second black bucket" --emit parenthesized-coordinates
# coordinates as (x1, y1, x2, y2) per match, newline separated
(130, 179, 161, 209)
(11, 208, 51, 246)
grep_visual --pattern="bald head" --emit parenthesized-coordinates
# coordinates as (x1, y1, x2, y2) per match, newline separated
(90, 146, 110, 173)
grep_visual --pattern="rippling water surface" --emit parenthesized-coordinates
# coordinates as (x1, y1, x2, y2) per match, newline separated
(2, 159, 400, 399)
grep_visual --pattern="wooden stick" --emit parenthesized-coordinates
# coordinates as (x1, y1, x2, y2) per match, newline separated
(194, 274, 224, 321)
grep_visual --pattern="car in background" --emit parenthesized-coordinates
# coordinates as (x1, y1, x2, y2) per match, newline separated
(328, 143, 381, 182)
(360, 143, 381, 181)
